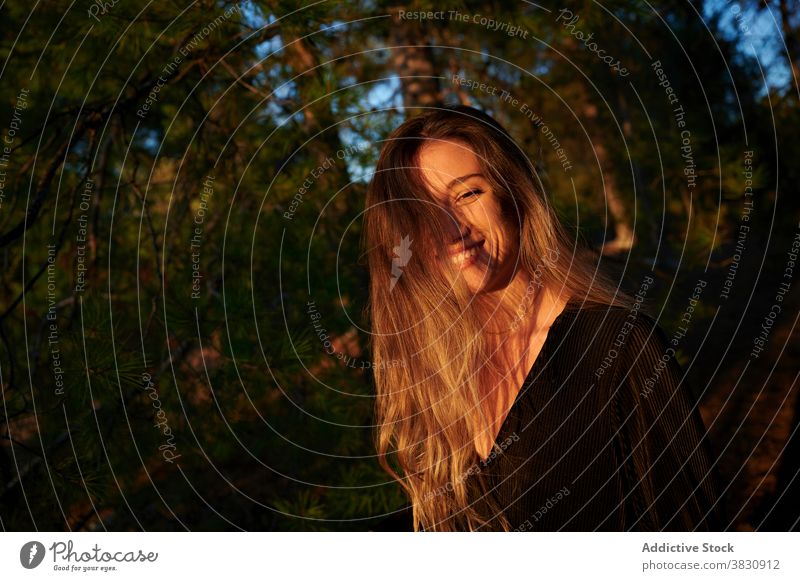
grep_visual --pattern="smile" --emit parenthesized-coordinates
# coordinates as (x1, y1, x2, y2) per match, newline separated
(449, 240, 484, 268)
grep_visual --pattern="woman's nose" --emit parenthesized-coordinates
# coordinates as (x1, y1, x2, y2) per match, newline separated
(446, 218, 471, 245)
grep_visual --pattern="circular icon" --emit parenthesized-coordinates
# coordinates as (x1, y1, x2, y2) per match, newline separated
(19, 541, 46, 569)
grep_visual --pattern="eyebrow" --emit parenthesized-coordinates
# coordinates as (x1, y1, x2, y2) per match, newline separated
(445, 173, 484, 192)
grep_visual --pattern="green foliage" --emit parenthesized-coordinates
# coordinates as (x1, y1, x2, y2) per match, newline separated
(0, 0, 797, 532)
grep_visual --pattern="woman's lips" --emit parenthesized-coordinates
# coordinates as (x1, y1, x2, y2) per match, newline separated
(449, 239, 484, 269)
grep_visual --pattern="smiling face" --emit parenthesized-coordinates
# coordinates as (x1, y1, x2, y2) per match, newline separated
(417, 139, 522, 294)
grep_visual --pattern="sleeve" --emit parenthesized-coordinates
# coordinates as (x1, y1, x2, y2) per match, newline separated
(609, 313, 728, 531)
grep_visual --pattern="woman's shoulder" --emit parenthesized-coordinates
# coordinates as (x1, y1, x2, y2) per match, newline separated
(550, 301, 669, 377)
(557, 301, 662, 349)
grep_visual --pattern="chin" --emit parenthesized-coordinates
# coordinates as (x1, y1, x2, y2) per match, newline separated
(460, 266, 493, 293)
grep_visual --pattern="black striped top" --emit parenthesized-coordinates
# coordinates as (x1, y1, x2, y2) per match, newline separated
(461, 301, 727, 531)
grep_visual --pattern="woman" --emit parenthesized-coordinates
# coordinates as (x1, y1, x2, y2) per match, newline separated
(364, 105, 725, 532)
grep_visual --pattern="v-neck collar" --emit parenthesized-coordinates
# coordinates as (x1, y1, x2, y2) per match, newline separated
(478, 302, 576, 464)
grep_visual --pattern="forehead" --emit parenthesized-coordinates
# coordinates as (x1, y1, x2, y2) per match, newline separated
(416, 139, 482, 198)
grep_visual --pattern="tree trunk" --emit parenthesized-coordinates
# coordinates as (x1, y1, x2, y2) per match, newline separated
(283, 37, 351, 191)
(582, 101, 636, 255)
(389, 8, 442, 112)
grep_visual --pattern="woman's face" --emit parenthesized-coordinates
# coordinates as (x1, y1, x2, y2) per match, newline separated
(416, 139, 521, 294)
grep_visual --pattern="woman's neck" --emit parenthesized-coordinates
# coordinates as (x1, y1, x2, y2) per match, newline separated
(474, 269, 564, 336)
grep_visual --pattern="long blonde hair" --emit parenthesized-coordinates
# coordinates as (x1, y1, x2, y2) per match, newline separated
(363, 105, 634, 531)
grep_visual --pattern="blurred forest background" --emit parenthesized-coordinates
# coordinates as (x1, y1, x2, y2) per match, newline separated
(1, 0, 799, 531)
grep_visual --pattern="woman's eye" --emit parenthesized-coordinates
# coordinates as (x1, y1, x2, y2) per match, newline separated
(458, 189, 483, 202)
